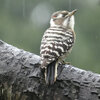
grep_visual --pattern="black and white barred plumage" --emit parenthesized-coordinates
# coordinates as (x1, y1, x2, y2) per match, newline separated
(40, 10, 77, 85)
(40, 27, 75, 66)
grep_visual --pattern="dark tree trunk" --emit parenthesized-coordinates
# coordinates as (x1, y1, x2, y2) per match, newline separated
(0, 40, 100, 100)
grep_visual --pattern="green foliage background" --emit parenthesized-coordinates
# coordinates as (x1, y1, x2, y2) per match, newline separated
(0, 0, 100, 73)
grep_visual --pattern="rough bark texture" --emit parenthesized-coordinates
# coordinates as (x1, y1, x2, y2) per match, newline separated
(0, 40, 100, 100)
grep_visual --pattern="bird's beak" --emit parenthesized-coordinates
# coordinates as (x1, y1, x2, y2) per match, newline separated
(68, 9, 77, 17)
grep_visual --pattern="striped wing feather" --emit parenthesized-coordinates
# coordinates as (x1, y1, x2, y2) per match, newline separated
(40, 27, 74, 68)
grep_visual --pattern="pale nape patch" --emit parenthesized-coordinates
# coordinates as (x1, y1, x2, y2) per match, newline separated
(50, 19, 60, 27)
(57, 14, 63, 18)
(50, 19, 56, 27)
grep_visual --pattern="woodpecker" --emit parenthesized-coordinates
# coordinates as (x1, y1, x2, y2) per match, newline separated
(40, 9, 77, 85)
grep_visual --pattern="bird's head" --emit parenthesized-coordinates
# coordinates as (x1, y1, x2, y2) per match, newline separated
(50, 9, 77, 30)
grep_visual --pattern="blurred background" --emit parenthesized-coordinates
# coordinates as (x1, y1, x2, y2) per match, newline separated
(0, 0, 100, 73)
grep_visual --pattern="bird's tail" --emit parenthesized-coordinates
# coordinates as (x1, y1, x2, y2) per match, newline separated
(45, 60, 58, 85)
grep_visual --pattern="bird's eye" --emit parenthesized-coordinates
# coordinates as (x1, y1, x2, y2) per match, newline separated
(62, 13, 68, 17)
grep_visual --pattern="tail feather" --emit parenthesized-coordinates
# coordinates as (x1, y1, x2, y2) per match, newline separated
(45, 60, 58, 85)
(50, 63, 55, 84)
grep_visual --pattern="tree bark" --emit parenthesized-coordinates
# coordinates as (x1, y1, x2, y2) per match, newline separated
(0, 40, 100, 100)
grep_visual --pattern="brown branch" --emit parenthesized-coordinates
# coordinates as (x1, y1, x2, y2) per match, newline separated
(0, 40, 100, 100)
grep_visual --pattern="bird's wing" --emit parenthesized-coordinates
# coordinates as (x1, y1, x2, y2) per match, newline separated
(40, 28, 75, 68)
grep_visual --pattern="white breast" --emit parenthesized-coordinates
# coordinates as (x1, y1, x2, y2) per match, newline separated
(63, 15, 75, 30)
(69, 15, 75, 30)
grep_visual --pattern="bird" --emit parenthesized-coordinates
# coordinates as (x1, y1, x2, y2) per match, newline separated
(40, 9, 77, 85)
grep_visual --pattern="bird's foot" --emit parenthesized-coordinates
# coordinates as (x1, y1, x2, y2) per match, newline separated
(61, 60, 70, 65)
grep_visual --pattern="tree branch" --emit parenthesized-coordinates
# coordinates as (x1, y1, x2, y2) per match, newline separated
(0, 40, 100, 100)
